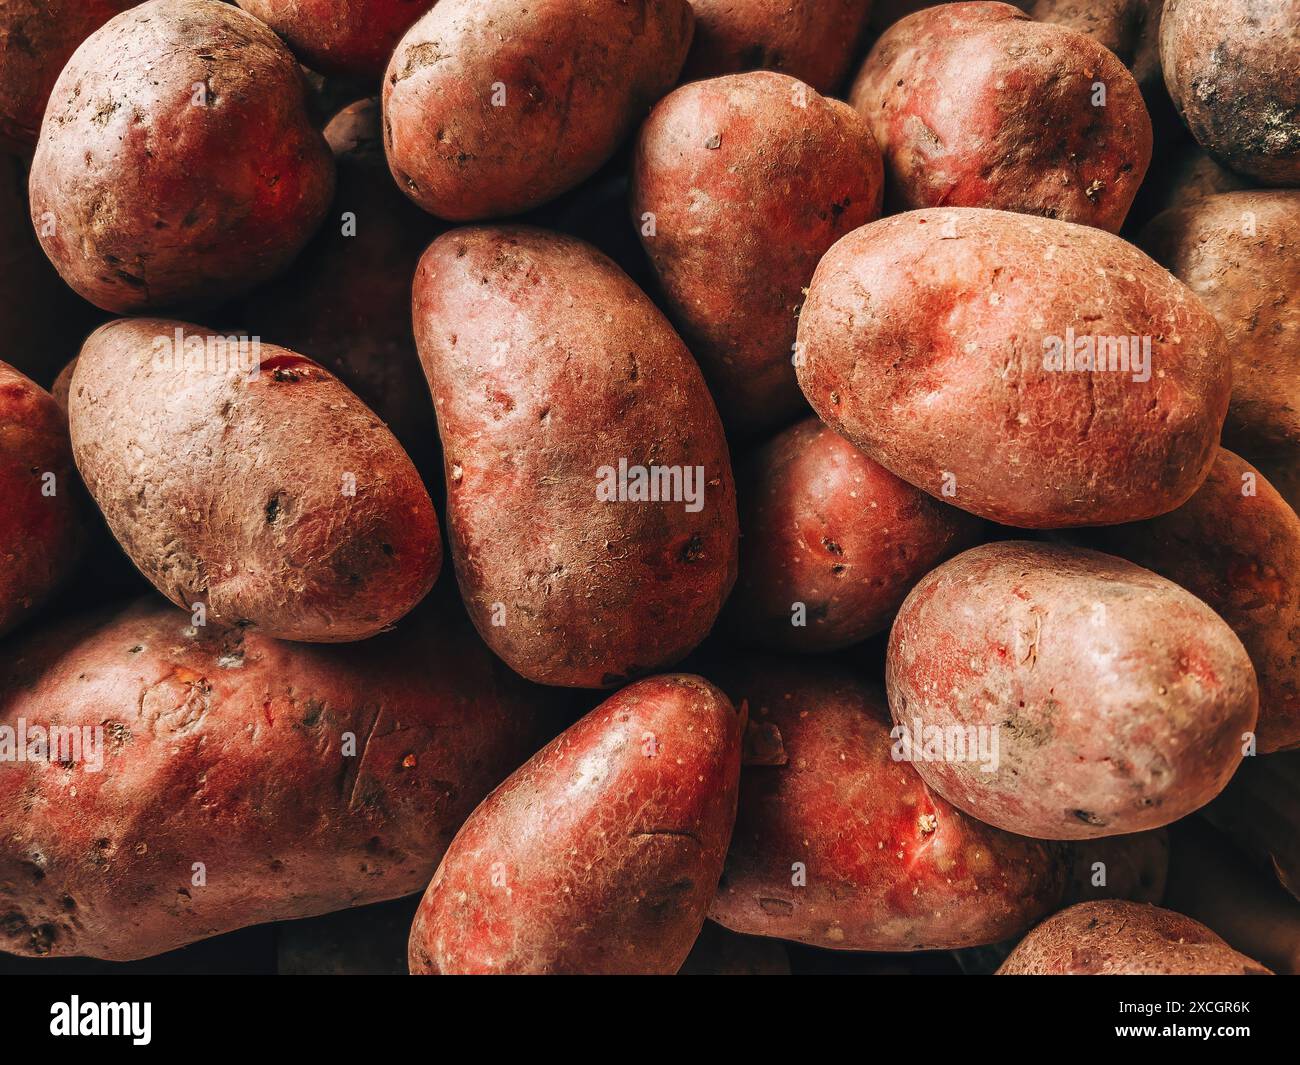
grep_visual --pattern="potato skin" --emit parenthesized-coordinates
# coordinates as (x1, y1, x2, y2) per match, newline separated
(849, 2, 1152, 232)
(886, 542, 1258, 839)
(408, 675, 742, 975)
(413, 227, 738, 688)
(796, 208, 1230, 528)
(383, 0, 693, 221)
(28, 0, 335, 313)
(708, 662, 1068, 951)
(0, 598, 546, 961)
(68, 318, 440, 643)
(724, 418, 983, 652)
(1160, 0, 1300, 184)
(630, 73, 883, 433)
(681, 0, 874, 95)
(997, 901, 1272, 975)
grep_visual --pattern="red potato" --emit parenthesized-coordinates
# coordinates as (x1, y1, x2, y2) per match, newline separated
(849, 2, 1153, 232)
(408, 675, 742, 975)
(630, 72, 884, 433)
(1158, 146, 1254, 212)
(886, 541, 1258, 840)
(724, 418, 983, 652)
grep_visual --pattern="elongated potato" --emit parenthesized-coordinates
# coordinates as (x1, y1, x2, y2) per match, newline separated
(0, 598, 547, 961)
(886, 541, 1258, 839)
(631, 72, 883, 433)
(708, 662, 1068, 951)
(796, 208, 1230, 528)
(408, 675, 742, 975)
(68, 319, 440, 643)
(413, 227, 737, 688)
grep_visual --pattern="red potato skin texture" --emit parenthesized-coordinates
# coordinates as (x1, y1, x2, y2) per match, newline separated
(1160, 0, 1300, 185)
(68, 319, 441, 643)
(235, 0, 436, 79)
(681, 0, 874, 96)
(0, 598, 547, 961)
(886, 542, 1258, 840)
(383, 0, 694, 221)
(849, 2, 1152, 232)
(413, 227, 738, 688)
(724, 418, 983, 652)
(0, 362, 85, 639)
(795, 208, 1231, 528)
(408, 675, 742, 975)
(27, 0, 335, 313)
(630, 73, 883, 434)
(997, 901, 1272, 974)
(707, 662, 1069, 951)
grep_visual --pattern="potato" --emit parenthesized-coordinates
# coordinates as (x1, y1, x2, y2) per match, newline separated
(235, 1, 436, 79)
(1160, 0, 1300, 184)
(0, 597, 547, 961)
(723, 418, 983, 652)
(407, 675, 742, 975)
(886, 541, 1258, 839)
(680, 1, 874, 95)
(849, 3, 1152, 232)
(28, 0, 335, 313)
(1159, 146, 1254, 212)
(413, 226, 737, 688)
(1064, 830, 1169, 905)
(707, 662, 1069, 951)
(1203, 750, 1300, 902)
(0, 361, 85, 638)
(630, 72, 883, 433)
(383, 0, 693, 221)
(1140, 191, 1300, 456)
(996, 900, 1272, 974)
(1067, 450, 1300, 753)
(68, 318, 440, 643)
(796, 208, 1230, 528)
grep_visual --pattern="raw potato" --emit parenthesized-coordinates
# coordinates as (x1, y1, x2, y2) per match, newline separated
(28, 0, 335, 312)
(0, 598, 547, 961)
(1160, 0, 1300, 184)
(630, 72, 884, 433)
(68, 318, 441, 643)
(0, 361, 85, 638)
(724, 417, 983, 651)
(1159, 146, 1253, 212)
(886, 541, 1258, 839)
(795, 208, 1230, 528)
(413, 226, 738, 688)
(997, 901, 1272, 974)
(708, 662, 1069, 951)
(1063, 830, 1169, 905)
(408, 675, 742, 975)
(849, 2, 1152, 232)
(383, 0, 693, 221)
(681, 0, 874, 95)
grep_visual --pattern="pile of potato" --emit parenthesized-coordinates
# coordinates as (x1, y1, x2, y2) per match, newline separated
(0, 0, 1297, 977)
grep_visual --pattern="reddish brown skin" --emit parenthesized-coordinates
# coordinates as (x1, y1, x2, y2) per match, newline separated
(1063, 829, 1169, 905)
(707, 662, 1068, 951)
(849, 2, 1152, 232)
(68, 318, 441, 643)
(681, 0, 874, 95)
(1160, 0, 1300, 185)
(408, 675, 742, 975)
(235, 0, 435, 79)
(795, 208, 1231, 528)
(1159, 146, 1254, 212)
(886, 541, 1259, 840)
(1140, 191, 1300, 455)
(997, 901, 1272, 975)
(27, 0, 335, 313)
(1068, 450, 1300, 753)
(413, 227, 738, 688)
(630, 73, 883, 433)
(724, 417, 983, 652)
(0, 361, 85, 638)
(383, 0, 694, 221)
(0, 598, 547, 961)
